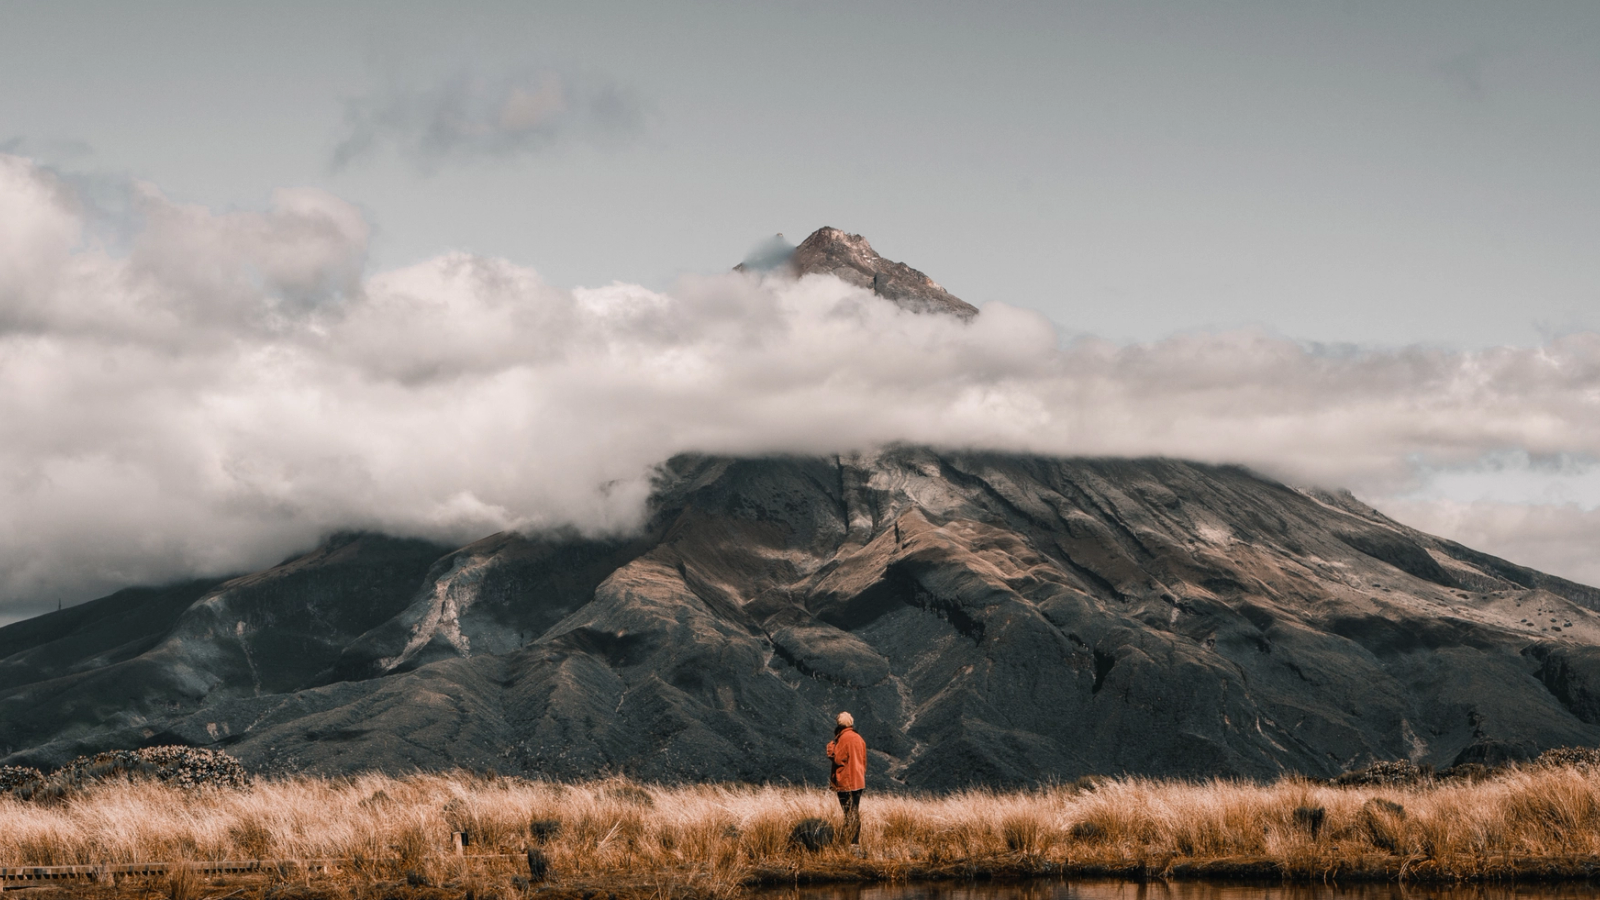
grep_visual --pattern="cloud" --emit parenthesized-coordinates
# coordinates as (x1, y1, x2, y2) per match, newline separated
(0, 159, 367, 345)
(331, 69, 642, 172)
(1399, 450, 1600, 509)
(0, 136, 94, 163)
(1378, 499, 1600, 589)
(3, 153, 1600, 617)
(738, 233, 796, 272)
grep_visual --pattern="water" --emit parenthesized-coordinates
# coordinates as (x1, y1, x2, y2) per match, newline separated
(756, 881, 1600, 900)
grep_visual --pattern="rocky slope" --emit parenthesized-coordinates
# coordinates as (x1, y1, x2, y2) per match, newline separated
(5, 449, 1600, 789)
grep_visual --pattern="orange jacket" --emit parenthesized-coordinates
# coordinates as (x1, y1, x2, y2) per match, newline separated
(826, 726, 866, 791)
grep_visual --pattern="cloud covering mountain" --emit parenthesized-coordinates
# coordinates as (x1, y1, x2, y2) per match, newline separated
(2, 153, 1597, 619)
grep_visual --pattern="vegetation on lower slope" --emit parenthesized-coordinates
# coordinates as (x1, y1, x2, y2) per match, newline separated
(7, 755, 1600, 899)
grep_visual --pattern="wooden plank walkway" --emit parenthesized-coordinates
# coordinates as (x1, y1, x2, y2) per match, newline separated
(0, 855, 526, 887)
(0, 859, 339, 885)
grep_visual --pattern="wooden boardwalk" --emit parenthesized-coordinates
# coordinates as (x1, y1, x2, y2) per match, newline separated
(0, 854, 528, 888)
(0, 859, 339, 887)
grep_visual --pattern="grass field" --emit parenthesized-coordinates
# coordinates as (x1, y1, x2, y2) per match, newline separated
(5, 764, 1600, 899)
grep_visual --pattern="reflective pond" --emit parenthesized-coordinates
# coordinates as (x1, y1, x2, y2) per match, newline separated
(756, 882, 1600, 900)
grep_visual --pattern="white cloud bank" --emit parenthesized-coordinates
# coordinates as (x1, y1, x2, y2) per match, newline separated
(3, 154, 1599, 616)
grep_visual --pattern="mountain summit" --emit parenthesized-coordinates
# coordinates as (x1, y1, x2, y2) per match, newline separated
(743, 227, 979, 319)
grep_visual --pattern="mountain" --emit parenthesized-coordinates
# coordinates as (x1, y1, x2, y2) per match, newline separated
(5, 449, 1600, 788)
(741, 227, 980, 319)
(5, 231, 1598, 788)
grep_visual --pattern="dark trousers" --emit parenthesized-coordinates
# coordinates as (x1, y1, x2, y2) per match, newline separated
(836, 789, 862, 844)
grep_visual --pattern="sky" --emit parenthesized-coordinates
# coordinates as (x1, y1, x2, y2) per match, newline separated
(1, 1, 1598, 621)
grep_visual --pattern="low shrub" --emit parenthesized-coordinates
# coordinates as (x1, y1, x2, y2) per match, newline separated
(12, 746, 250, 802)
(1538, 747, 1600, 771)
(1291, 805, 1325, 839)
(1334, 759, 1431, 787)
(788, 817, 834, 852)
(0, 765, 44, 793)
(529, 818, 563, 844)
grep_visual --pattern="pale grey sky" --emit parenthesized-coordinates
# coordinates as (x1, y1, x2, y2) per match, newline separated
(2, 2, 1599, 620)
(4, 1, 1597, 345)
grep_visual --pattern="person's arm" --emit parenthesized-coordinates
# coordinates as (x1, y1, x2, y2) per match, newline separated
(826, 740, 837, 760)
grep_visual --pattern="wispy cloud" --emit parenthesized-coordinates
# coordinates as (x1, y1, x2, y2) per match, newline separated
(0, 135, 94, 162)
(331, 69, 643, 172)
(3, 154, 1599, 617)
(1380, 498, 1600, 591)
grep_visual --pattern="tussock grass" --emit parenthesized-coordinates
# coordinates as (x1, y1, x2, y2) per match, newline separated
(7, 767, 1600, 898)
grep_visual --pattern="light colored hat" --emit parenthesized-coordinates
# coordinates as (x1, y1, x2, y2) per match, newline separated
(836, 711, 854, 727)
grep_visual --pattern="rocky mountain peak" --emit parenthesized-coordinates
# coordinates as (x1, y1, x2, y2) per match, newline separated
(795, 226, 874, 260)
(741, 227, 979, 319)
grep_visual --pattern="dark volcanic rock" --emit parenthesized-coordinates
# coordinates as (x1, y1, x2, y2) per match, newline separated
(4, 450, 1600, 788)
(759, 227, 979, 319)
(0, 533, 451, 765)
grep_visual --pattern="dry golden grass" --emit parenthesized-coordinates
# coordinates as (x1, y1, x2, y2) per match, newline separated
(6, 766, 1600, 898)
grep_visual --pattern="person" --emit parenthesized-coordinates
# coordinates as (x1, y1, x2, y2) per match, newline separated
(825, 711, 866, 846)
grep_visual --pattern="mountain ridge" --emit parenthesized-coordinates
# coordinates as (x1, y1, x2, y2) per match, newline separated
(5, 449, 1600, 788)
